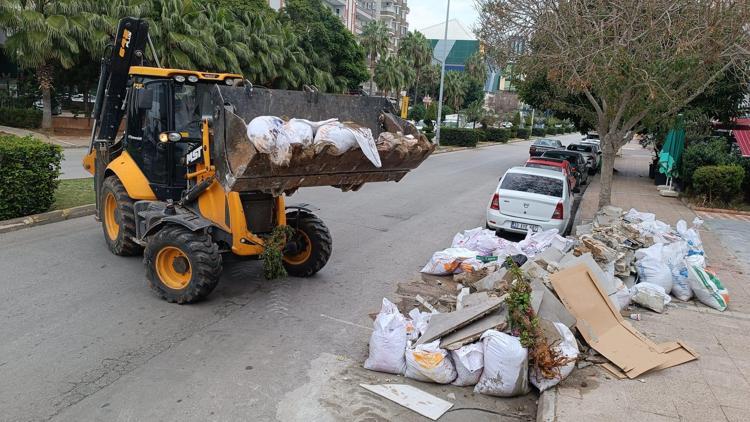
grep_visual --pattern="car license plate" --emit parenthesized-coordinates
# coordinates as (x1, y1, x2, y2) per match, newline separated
(511, 222, 540, 232)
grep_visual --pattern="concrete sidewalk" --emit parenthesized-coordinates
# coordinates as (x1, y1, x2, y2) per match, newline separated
(553, 141, 750, 421)
(0, 125, 89, 148)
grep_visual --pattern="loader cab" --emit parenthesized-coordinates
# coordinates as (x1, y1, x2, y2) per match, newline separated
(125, 75, 215, 200)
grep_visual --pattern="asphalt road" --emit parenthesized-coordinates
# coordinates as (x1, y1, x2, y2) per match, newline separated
(60, 148, 90, 180)
(1, 134, 582, 422)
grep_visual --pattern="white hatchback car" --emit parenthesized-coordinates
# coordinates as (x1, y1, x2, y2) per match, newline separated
(486, 167, 573, 235)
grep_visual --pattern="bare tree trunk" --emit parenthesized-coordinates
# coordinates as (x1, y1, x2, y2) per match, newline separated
(598, 137, 617, 208)
(37, 64, 54, 130)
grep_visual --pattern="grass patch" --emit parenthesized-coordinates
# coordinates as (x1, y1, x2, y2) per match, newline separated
(52, 178, 95, 211)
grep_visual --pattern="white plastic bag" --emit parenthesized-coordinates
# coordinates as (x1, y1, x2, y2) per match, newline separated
(475, 330, 530, 397)
(313, 122, 381, 167)
(405, 340, 457, 384)
(246, 115, 293, 165)
(686, 259, 729, 311)
(530, 322, 578, 392)
(632, 282, 672, 313)
(635, 244, 673, 294)
(611, 280, 633, 311)
(451, 227, 502, 256)
(282, 118, 315, 147)
(662, 241, 692, 301)
(625, 208, 655, 223)
(451, 343, 484, 386)
(364, 298, 408, 374)
(408, 308, 432, 338)
(518, 229, 559, 258)
(420, 248, 478, 275)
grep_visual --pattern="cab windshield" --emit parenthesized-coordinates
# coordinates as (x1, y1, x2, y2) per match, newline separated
(173, 82, 213, 139)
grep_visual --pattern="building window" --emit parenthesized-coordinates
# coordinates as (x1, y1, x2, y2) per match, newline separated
(335, 8, 340, 15)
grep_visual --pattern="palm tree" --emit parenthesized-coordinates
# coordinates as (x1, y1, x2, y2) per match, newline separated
(359, 21, 390, 95)
(374, 56, 403, 98)
(398, 31, 432, 101)
(444, 71, 467, 112)
(465, 51, 487, 85)
(148, 0, 216, 71)
(0, 0, 96, 129)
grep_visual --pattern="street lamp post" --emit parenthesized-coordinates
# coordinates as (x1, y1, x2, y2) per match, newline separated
(434, 0, 450, 146)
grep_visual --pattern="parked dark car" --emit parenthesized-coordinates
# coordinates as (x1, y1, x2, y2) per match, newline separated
(529, 138, 564, 157)
(567, 142, 601, 174)
(540, 150, 589, 186)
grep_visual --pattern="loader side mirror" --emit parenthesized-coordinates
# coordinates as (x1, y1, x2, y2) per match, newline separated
(137, 88, 154, 110)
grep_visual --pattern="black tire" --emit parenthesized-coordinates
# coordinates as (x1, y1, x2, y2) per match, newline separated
(283, 211, 332, 277)
(101, 176, 142, 256)
(144, 225, 222, 304)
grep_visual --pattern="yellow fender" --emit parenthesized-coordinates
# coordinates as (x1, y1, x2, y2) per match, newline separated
(105, 151, 157, 200)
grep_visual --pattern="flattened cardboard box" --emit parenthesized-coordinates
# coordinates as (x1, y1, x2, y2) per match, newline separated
(550, 264, 698, 379)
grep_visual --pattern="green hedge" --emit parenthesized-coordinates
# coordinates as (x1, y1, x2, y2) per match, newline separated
(0, 107, 43, 129)
(0, 135, 62, 220)
(483, 128, 510, 143)
(532, 127, 546, 137)
(439, 128, 486, 147)
(516, 127, 530, 139)
(680, 138, 732, 188)
(692, 164, 745, 204)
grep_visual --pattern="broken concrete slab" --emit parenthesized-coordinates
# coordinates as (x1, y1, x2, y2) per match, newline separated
(534, 247, 565, 269)
(531, 280, 576, 328)
(575, 223, 593, 236)
(558, 252, 618, 296)
(440, 308, 508, 350)
(520, 259, 549, 282)
(416, 296, 505, 345)
(360, 384, 453, 420)
(470, 267, 512, 292)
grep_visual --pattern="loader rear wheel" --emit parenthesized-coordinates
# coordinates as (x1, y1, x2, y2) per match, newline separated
(283, 211, 332, 277)
(101, 176, 142, 256)
(144, 225, 222, 304)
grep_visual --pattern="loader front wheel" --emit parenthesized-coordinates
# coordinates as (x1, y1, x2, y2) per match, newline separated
(101, 176, 142, 256)
(283, 211, 332, 277)
(144, 225, 222, 304)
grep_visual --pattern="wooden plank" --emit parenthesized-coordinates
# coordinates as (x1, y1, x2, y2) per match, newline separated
(360, 384, 453, 421)
(415, 297, 504, 345)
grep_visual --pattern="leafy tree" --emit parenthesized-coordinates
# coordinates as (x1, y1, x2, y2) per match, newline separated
(444, 71, 467, 112)
(281, 0, 368, 91)
(477, 0, 750, 207)
(462, 77, 485, 108)
(398, 31, 432, 101)
(359, 21, 390, 95)
(0, 0, 97, 129)
(465, 52, 487, 85)
(408, 103, 426, 121)
(464, 100, 485, 128)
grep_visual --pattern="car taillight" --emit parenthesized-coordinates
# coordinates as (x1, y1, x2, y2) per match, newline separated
(490, 193, 500, 210)
(552, 202, 564, 219)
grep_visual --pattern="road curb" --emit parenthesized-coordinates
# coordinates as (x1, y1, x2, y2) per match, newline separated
(0, 204, 96, 234)
(684, 202, 750, 216)
(536, 387, 558, 422)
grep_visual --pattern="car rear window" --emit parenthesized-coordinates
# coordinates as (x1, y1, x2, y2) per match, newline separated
(534, 139, 555, 146)
(568, 144, 593, 152)
(501, 173, 564, 197)
(526, 163, 562, 172)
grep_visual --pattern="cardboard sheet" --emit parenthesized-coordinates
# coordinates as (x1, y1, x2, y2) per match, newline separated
(550, 264, 697, 379)
(530, 280, 576, 328)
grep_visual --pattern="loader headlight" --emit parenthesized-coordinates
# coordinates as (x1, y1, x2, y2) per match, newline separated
(225, 78, 234, 86)
(188, 75, 199, 83)
(174, 75, 186, 83)
(159, 132, 182, 143)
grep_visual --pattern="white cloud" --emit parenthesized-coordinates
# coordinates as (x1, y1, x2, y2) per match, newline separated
(406, 0, 479, 33)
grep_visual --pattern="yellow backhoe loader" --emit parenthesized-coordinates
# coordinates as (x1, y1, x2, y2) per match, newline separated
(83, 18, 433, 303)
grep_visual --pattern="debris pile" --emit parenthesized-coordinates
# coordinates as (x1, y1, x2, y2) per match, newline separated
(362, 207, 726, 416)
(245, 115, 431, 168)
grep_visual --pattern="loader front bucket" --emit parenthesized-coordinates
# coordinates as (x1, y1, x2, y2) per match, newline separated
(211, 85, 434, 194)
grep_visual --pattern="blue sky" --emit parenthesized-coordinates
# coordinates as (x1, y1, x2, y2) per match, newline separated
(406, 0, 479, 33)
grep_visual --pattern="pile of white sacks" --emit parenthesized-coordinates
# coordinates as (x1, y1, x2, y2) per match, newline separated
(246, 116, 385, 167)
(362, 298, 577, 396)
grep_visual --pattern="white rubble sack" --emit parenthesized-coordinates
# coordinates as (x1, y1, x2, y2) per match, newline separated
(451, 342, 484, 386)
(475, 330, 530, 397)
(686, 256, 729, 311)
(612, 279, 633, 311)
(530, 322, 578, 392)
(624, 208, 655, 223)
(408, 308, 433, 337)
(632, 282, 672, 313)
(662, 241, 692, 301)
(405, 340, 457, 384)
(420, 247, 478, 275)
(313, 121, 382, 167)
(246, 115, 293, 166)
(364, 298, 408, 374)
(518, 229, 560, 258)
(451, 227, 503, 256)
(635, 243, 673, 294)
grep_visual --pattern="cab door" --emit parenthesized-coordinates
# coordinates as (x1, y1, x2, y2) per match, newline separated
(127, 80, 171, 189)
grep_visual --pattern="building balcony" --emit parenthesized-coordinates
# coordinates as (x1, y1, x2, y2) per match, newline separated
(356, 5, 374, 20)
(324, 0, 347, 6)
